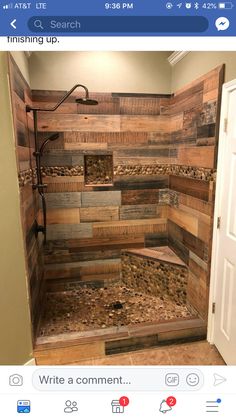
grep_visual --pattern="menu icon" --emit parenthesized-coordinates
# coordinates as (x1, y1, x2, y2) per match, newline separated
(206, 398, 222, 413)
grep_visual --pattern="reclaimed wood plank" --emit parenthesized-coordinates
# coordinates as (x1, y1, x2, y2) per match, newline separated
(45, 181, 93, 194)
(120, 97, 161, 115)
(45, 258, 121, 279)
(120, 115, 169, 132)
(47, 223, 92, 240)
(41, 150, 84, 166)
(32, 91, 120, 114)
(44, 248, 121, 264)
(178, 192, 212, 216)
(178, 203, 211, 225)
(114, 156, 175, 166)
(34, 341, 105, 365)
(174, 66, 222, 96)
(168, 207, 198, 237)
(145, 232, 168, 247)
(93, 219, 167, 238)
(64, 142, 108, 150)
(120, 204, 167, 220)
(39, 208, 80, 225)
(64, 131, 149, 145)
(81, 191, 121, 207)
(65, 236, 145, 251)
(114, 147, 173, 158)
(169, 175, 210, 201)
(114, 177, 169, 190)
(170, 113, 184, 132)
(172, 89, 203, 115)
(80, 206, 119, 222)
(45, 192, 81, 208)
(38, 113, 121, 132)
(121, 189, 159, 205)
(177, 146, 215, 168)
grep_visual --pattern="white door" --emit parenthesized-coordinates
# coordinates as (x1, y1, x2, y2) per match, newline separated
(209, 81, 236, 365)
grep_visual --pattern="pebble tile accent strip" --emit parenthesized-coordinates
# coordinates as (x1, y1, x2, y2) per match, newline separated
(18, 164, 216, 187)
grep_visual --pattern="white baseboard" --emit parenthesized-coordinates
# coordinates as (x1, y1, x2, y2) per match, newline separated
(24, 358, 36, 366)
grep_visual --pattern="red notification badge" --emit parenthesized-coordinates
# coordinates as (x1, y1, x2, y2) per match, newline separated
(166, 396, 177, 407)
(119, 396, 130, 407)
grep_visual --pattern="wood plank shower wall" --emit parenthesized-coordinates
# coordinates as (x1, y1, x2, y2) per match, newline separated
(11, 55, 224, 334)
(167, 65, 224, 319)
(35, 92, 171, 288)
(34, 65, 224, 320)
(8, 55, 45, 336)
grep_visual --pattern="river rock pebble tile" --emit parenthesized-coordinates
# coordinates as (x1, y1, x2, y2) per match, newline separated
(39, 285, 195, 337)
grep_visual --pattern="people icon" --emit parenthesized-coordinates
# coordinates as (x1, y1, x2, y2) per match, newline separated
(64, 400, 78, 413)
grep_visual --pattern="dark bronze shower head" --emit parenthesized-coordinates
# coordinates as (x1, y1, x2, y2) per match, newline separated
(76, 98, 99, 106)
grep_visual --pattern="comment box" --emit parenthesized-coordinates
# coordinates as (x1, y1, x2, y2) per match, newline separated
(32, 368, 204, 392)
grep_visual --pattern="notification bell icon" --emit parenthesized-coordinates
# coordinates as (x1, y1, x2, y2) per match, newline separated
(159, 400, 172, 414)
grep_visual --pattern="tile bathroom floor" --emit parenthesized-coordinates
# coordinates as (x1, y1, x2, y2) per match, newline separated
(71, 341, 225, 365)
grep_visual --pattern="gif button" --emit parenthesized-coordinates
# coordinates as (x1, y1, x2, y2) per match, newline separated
(165, 373, 180, 387)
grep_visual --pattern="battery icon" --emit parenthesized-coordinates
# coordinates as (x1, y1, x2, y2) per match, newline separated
(218, 2, 234, 8)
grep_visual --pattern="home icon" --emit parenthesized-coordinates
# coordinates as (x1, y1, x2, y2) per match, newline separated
(111, 400, 124, 414)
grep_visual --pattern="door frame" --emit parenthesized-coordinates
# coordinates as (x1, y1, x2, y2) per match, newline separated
(208, 78, 236, 344)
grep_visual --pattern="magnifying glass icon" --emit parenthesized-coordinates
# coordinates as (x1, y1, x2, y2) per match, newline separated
(34, 19, 44, 30)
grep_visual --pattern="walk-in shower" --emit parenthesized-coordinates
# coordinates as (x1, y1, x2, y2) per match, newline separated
(26, 84, 98, 243)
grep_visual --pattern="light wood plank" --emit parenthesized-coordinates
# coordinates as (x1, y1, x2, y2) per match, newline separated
(120, 115, 169, 132)
(39, 208, 80, 225)
(168, 207, 198, 237)
(177, 146, 215, 168)
(93, 218, 167, 238)
(38, 113, 121, 132)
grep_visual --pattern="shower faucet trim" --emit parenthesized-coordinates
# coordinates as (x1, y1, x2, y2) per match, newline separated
(26, 84, 98, 244)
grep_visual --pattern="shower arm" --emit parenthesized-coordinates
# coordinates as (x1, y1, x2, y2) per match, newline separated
(26, 84, 90, 244)
(26, 84, 89, 113)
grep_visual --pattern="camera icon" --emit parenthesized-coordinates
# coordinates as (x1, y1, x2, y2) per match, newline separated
(9, 374, 23, 386)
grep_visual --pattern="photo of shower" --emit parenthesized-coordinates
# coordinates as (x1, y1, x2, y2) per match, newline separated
(0, 51, 236, 366)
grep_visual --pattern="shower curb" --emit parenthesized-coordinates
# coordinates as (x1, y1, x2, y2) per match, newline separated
(34, 317, 206, 365)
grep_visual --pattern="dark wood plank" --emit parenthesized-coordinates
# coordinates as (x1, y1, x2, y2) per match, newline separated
(121, 189, 160, 205)
(169, 175, 210, 201)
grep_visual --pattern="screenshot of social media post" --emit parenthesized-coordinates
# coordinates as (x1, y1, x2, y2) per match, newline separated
(1, 49, 236, 367)
(1, 1, 236, 418)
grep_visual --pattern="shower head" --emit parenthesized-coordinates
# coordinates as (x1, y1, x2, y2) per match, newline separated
(47, 133, 60, 142)
(75, 98, 99, 106)
(39, 133, 60, 155)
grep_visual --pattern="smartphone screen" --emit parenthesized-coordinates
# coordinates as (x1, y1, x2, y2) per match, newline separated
(0, 1, 236, 417)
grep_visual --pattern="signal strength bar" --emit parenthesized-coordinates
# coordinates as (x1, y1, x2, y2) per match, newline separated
(2, 3, 13, 9)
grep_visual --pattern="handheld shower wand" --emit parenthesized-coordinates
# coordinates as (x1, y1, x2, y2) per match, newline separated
(26, 84, 98, 244)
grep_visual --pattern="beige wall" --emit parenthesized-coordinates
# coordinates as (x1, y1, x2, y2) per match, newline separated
(171, 51, 236, 92)
(0, 52, 33, 365)
(29, 51, 171, 93)
(10, 51, 30, 85)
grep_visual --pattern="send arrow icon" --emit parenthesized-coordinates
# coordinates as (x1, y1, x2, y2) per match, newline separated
(11, 19, 17, 29)
(213, 373, 226, 386)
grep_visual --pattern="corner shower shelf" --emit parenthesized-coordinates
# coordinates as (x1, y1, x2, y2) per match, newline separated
(124, 246, 186, 267)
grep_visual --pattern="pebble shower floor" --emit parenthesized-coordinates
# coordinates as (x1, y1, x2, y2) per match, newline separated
(39, 285, 195, 337)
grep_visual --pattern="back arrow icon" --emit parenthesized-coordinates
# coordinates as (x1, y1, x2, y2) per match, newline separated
(11, 19, 17, 29)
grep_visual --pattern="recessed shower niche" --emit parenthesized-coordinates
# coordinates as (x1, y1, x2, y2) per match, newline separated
(9, 53, 224, 364)
(84, 153, 113, 185)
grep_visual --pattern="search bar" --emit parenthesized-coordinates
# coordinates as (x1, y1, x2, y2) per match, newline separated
(28, 16, 209, 33)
